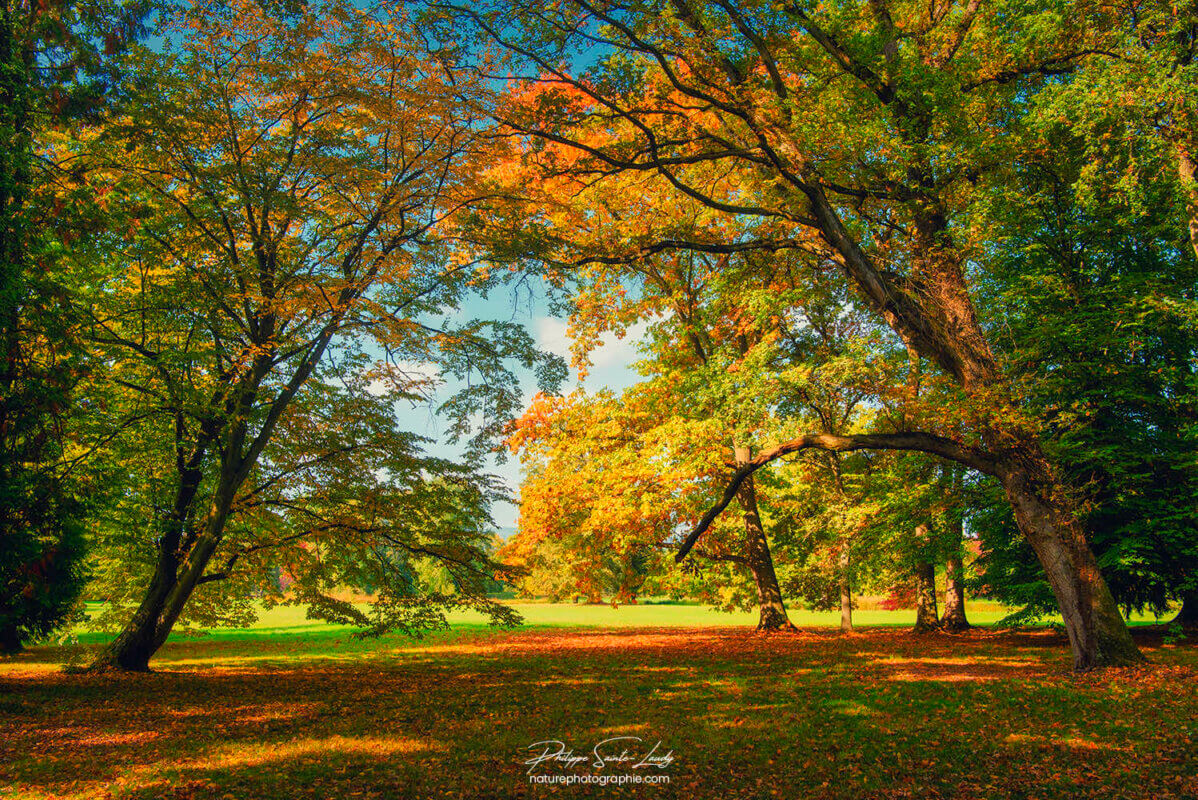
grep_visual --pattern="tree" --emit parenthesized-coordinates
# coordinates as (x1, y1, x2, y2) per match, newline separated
(504, 383, 796, 626)
(941, 472, 971, 633)
(473, 95, 976, 634)
(446, 0, 1149, 668)
(0, 0, 146, 652)
(474, 144, 810, 628)
(969, 123, 1198, 626)
(71, 0, 561, 671)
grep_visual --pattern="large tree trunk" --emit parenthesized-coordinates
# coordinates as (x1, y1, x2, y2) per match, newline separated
(942, 554, 970, 632)
(92, 464, 234, 672)
(912, 553, 941, 634)
(93, 529, 229, 672)
(942, 500, 970, 632)
(92, 560, 178, 671)
(999, 462, 1144, 670)
(807, 176, 1145, 668)
(838, 546, 853, 633)
(1171, 591, 1198, 630)
(735, 445, 794, 632)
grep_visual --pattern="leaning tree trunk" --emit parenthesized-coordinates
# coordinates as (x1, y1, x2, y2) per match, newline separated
(803, 178, 1144, 668)
(735, 446, 794, 632)
(912, 554, 941, 634)
(838, 546, 853, 633)
(998, 461, 1144, 670)
(92, 461, 235, 672)
(942, 554, 970, 632)
(91, 455, 208, 671)
(94, 558, 179, 671)
(91, 526, 229, 672)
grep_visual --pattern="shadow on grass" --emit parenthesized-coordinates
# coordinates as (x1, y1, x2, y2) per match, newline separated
(1, 626, 1196, 799)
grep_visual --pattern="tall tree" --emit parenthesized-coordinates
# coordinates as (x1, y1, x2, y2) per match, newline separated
(73, 0, 560, 671)
(0, 0, 146, 652)
(941, 507, 970, 632)
(447, 0, 1149, 668)
(969, 122, 1198, 626)
(474, 148, 810, 628)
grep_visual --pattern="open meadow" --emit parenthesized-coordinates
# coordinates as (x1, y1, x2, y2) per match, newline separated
(2, 605, 1195, 800)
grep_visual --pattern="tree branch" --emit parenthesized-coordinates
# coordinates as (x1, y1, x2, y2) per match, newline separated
(675, 431, 997, 562)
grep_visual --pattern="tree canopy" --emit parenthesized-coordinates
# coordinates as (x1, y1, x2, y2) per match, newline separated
(2, 0, 1194, 676)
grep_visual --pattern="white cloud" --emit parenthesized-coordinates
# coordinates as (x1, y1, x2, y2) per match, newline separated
(534, 315, 648, 373)
(535, 316, 573, 360)
(590, 320, 649, 370)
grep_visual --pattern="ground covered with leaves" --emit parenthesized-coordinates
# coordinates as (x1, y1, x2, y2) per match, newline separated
(1, 621, 1195, 799)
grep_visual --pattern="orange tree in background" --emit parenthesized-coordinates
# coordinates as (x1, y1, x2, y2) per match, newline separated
(470, 80, 979, 634)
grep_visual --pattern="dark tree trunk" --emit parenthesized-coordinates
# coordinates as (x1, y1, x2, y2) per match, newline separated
(92, 470, 234, 672)
(913, 556, 941, 634)
(1172, 591, 1198, 629)
(942, 500, 969, 632)
(93, 563, 176, 671)
(998, 462, 1143, 670)
(735, 446, 794, 632)
(942, 554, 970, 632)
(0, 625, 22, 654)
(808, 184, 1144, 668)
(838, 546, 853, 633)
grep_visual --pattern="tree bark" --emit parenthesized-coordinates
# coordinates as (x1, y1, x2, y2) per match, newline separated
(92, 561, 177, 671)
(1172, 591, 1198, 630)
(92, 521, 233, 671)
(942, 494, 970, 632)
(89, 439, 211, 671)
(735, 445, 794, 632)
(912, 553, 941, 634)
(838, 546, 853, 633)
(91, 448, 238, 671)
(998, 463, 1143, 670)
(0, 625, 22, 654)
(1177, 142, 1198, 262)
(942, 554, 970, 632)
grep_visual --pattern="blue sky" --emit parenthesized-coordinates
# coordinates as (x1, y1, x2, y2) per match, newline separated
(401, 280, 647, 533)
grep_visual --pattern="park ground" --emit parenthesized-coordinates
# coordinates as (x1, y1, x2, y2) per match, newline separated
(1, 603, 1196, 800)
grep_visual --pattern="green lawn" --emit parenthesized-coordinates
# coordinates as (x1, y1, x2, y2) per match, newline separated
(1, 603, 1194, 799)
(54, 598, 1174, 650)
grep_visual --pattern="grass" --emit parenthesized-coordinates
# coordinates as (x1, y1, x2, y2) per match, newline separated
(1, 602, 1195, 799)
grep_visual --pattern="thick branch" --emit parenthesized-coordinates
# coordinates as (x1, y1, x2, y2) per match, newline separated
(675, 431, 997, 562)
